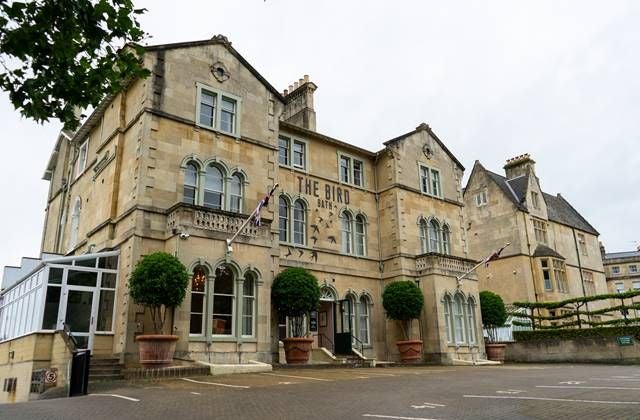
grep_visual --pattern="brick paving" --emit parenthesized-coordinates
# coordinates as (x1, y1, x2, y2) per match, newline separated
(3, 364, 640, 419)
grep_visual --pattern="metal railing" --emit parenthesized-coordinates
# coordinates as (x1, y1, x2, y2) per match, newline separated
(317, 333, 334, 353)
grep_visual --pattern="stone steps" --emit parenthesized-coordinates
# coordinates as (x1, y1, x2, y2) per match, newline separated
(89, 358, 124, 382)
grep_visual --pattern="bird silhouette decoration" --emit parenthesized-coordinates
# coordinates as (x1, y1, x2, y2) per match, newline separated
(310, 250, 318, 262)
(328, 235, 337, 244)
(310, 224, 320, 234)
(311, 236, 318, 245)
(285, 248, 292, 257)
(298, 249, 304, 257)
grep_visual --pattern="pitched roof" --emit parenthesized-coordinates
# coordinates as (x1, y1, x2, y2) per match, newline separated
(484, 169, 527, 210)
(604, 250, 640, 260)
(475, 164, 599, 236)
(543, 193, 599, 236)
(145, 35, 286, 103)
(381, 123, 465, 170)
(532, 244, 565, 260)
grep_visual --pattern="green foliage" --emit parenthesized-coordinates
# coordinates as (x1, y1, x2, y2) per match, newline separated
(271, 268, 320, 337)
(382, 280, 424, 340)
(514, 326, 640, 342)
(0, 0, 151, 129)
(479, 291, 507, 343)
(479, 291, 507, 327)
(511, 290, 640, 330)
(129, 252, 189, 334)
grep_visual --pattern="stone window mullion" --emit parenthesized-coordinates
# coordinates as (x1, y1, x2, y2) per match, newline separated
(236, 277, 244, 341)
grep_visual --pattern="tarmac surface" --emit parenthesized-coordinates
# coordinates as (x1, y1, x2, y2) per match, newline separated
(3, 363, 640, 419)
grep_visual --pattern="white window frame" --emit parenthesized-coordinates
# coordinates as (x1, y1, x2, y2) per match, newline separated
(340, 211, 367, 257)
(418, 163, 442, 198)
(612, 266, 621, 275)
(533, 219, 548, 245)
(195, 83, 242, 137)
(629, 265, 638, 274)
(476, 190, 488, 206)
(615, 281, 625, 293)
(75, 139, 89, 179)
(338, 152, 365, 188)
(241, 274, 257, 338)
(278, 135, 308, 171)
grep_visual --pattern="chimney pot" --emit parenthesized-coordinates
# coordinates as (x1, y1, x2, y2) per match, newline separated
(284, 89, 288, 96)
(288, 85, 293, 91)
(304, 75, 309, 83)
(299, 78, 304, 85)
(294, 81, 299, 89)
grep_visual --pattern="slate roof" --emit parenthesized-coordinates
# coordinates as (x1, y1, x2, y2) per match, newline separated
(480, 167, 599, 236)
(532, 244, 565, 260)
(604, 250, 640, 261)
(543, 193, 599, 236)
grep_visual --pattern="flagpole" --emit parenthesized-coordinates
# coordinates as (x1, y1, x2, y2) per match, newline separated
(457, 243, 510, 286)
(226, 183, 278, 252)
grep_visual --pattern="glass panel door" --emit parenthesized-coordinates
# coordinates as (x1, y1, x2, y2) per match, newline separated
(64, 289, 95, 349)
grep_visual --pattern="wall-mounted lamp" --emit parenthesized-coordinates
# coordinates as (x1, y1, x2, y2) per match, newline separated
(8, 350, 15, 359)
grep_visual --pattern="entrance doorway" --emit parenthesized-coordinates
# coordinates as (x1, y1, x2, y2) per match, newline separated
(62, 288, 97, 349)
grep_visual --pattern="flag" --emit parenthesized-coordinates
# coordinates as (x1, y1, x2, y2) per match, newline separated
(251, 184, 278, 227)
(484, 243, 509, 267)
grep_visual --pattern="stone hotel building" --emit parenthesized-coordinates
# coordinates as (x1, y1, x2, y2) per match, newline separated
(0, 34, 485, 384)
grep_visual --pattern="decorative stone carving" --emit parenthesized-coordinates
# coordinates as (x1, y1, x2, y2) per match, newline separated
(210, 61, 230, 82)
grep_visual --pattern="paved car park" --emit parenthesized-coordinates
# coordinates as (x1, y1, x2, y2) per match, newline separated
(3, 364, 640, 419)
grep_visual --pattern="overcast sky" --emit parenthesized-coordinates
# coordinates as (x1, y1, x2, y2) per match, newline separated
(1, 1, 638, 270)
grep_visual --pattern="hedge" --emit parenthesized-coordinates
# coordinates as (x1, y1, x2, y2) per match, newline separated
(513, 325, 640, 342)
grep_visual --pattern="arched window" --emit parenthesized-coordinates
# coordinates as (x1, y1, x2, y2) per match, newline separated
(358, 295, 371, 345)
(341, 211, 353, 254)
(279, 196, 289, 242)
(69, 197, 81, 249)
(183, 162, 199, 204)
(190, 266, 207, 335)
(242, 272, 256, 337)
(453, 294, 466, 344)
(442, 225, 451, 255)
(443, 294, 453, 344)
(419, 219, 428, 253)
(293, 200, 306, 245)
(355, 215, 366, 256)
(466, 297, 477, 345)
(204, 164, 224, 209)
(428, 219, 441, 252)
(229, 173, 243, 213)
(212, 265, 234, 335)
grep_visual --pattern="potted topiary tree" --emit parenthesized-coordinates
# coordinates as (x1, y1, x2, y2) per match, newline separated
(271, 267, 320, 364)
(382, 280, 425, 362)
(129, 252, 189, 368)
(479, 290, 508, 362)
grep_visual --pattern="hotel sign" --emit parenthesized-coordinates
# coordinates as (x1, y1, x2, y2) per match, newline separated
(296, 176, 350, 210)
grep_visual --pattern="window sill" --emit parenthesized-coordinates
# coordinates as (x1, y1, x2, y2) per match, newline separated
(278, 163, 308, 174)
(195, 122, 239, 139)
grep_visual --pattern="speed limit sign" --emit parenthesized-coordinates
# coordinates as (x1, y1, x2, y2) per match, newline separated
(44, 369, 58, 384)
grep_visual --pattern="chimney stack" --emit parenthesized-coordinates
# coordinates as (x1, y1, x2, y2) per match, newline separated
(281, 75, 318, 131)
(504, 153, 536, 180)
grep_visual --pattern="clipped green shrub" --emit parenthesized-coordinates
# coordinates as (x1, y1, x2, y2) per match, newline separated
(479, 290, 508, 343)
(382, 280, 424, 340)
(514, 326, 640, 342)
(271, 268, 320, 337)
(129, 252, 189, 334)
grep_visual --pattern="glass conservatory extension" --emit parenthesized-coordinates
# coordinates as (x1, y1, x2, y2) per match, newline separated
(0, 251, 119, 350)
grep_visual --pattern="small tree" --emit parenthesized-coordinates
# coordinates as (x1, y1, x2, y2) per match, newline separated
(479, 290, 508, 343)
(129, 252, 189, 334)
(271, 268, 320, 337)
(382, 280, 424, 341)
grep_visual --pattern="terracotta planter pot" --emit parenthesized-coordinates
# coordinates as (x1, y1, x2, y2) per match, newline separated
(135, 334, 179, 368)
(282, 337, 314, 364)
(396, 339, 423, 363)
(485, 343, 506, 362)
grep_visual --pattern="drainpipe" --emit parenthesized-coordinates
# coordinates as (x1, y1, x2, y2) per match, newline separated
(522, 212, 541, 328)
(571, 228, 591, 323)
(373, 151, 388, 361)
